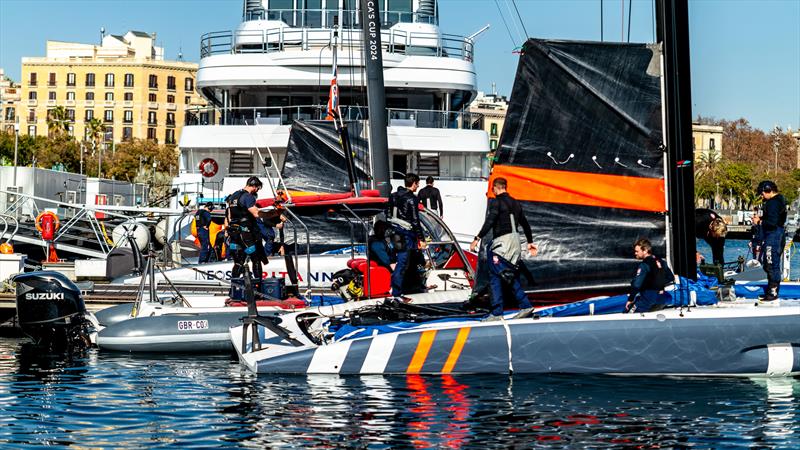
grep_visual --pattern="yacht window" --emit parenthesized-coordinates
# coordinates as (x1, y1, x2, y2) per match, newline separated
(324, 0, 338, 27)
(343, 0, 357, 27)
(417, 152, 439, 177)
(303, 0, 322, 28)
(268, 0, 294, 24)
(466, 154, 482, 178)
(387, 0, 412, 25)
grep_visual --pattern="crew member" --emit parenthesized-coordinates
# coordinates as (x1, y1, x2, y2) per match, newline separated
(195, 202, 214, 263)
(226, 177, 264, 294)
(757, 180, 787, 301)
(386, 173, 425, 297)
(418, 176, 443, 217)
(626, 238, 674, 313)
(470, 177, 537, 321)
(749, 207, 764, 262)
(694, 208, 727, 265)
(368, 220, 396, 271)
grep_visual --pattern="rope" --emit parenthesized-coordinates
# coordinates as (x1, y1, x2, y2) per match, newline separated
(493, 0, 518, 48)
(510, 0, 530, 39)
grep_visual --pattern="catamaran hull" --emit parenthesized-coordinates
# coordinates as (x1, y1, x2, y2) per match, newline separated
(232, 303, 800, 376)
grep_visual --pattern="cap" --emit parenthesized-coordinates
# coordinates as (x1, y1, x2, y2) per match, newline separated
(757, 180, 778, 194)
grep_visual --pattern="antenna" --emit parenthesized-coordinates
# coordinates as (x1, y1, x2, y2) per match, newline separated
(100, 26, 105, 44)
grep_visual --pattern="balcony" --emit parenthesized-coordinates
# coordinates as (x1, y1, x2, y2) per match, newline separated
(148, 102, 159, 109)
(28, 81, 37, 87)
(166, 120, 175, 127)
(65, 99, 76, 107)
(85, 100, 95, 107)
(46, 99, 56, 106)
(104, 100, 115, 107)
(27, 99, 37, 106)
(183, 104, 486, 131)
(123, 100, 134, 108)
(149, 84, 158, 90)
(166, 103, 177, 111)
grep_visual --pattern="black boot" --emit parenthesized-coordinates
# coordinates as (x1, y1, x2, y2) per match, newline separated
(762, 283, 779, 301)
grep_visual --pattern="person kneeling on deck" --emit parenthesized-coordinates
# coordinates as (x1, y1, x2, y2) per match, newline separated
(386, 173, 426, 297)
(195, 202, 214, 263)
(470, 177, 538, 321)
(626, 238, 674, 313)
(226, 176, 264, 296)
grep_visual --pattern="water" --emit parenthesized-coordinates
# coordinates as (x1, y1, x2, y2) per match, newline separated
(697, 238, 800, 280)
(2, 339, 800, 448)
(2, 240, 800, 448)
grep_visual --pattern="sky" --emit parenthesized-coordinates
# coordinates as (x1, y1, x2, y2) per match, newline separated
(1, 0, 798, 132)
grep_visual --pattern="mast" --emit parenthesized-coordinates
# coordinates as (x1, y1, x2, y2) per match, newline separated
(359, 0, 391, 196)
(656, 0, 696, 278)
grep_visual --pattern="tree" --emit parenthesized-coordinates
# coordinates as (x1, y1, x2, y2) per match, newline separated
(46, 106, 70, 137)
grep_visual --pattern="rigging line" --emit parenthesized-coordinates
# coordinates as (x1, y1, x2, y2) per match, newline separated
(651, 0, 655, 43)
(493, 0, 517, 47)
(627, 0, 632, 42)
(600, 0, 604, 42)
(621, 0, 624, 42)
(503, 0, 525, 45)
(510, 0, 529, 39)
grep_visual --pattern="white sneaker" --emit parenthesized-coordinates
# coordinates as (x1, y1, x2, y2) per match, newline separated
(483, 314, 504, 322)
(514, 307, 534, 319)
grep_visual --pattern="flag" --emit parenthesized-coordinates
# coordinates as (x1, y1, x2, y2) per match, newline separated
(325, 66, 339, 121)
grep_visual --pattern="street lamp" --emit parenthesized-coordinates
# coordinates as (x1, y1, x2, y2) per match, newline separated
(12, 121, 19, 187)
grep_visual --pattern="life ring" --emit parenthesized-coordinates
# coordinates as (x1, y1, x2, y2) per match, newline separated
(199, 158, 219, 178)
(35, 211, 61, 233)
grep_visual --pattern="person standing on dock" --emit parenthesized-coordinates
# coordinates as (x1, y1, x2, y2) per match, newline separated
(626, 238, 674, 313)
(757, 180, 787, 301)
(418, 176, 443, 217)
(195, 202, 214, 263)
(470, 177, 537, 321)
(226, 177, 265, 295)
(386, 173, 425, 297)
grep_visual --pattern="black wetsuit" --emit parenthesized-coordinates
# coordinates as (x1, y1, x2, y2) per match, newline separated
(762, 194, 787, 296)
(418, 185, 443, 216)
(227, 189, 262, 290)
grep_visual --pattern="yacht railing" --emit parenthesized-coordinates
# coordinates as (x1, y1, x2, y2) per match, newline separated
(200, 26, 472, 61)
(185, 105, 484, 131)
(244, 8, 438, 28)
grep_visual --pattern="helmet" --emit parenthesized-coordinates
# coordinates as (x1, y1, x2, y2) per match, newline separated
(246, 176, 263, 189)
(757, 180, 778, 194)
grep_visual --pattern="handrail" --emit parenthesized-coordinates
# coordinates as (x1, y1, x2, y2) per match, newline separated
(281, 206, 310, 290)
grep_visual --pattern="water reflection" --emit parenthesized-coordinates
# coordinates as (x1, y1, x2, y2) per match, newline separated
(2, 338, 800, 448)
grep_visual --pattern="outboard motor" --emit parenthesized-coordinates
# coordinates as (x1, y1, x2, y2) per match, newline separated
(13, 271, 95, 350)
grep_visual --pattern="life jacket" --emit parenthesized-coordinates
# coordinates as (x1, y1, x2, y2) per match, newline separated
(227, 190, 254, 226)
(642, 255, 673, 291)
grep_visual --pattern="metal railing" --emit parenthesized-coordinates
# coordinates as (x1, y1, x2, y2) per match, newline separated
(200, 25, 472, 61)
(244, 8, 437, 28)
(185, 104, 484, 131)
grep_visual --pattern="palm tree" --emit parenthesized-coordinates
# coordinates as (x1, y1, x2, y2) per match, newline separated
(46, 105, 70, 136)
(85, 117, 104, 150)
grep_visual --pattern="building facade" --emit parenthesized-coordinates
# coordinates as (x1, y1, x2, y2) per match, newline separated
(468, 90, 508, 152)
(19, 31, 205, 144)
(0, 68, 20, 134)
(692, 123, 724, 163)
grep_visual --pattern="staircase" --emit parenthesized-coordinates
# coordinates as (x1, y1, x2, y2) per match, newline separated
(229, 150, 255, 175)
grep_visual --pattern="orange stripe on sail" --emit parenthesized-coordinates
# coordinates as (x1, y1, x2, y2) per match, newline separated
(407, 330, 437, 374)
(489, 165, 666, 212)
(442, 327, 471, 374)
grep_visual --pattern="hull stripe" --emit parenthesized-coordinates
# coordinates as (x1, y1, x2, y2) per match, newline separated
(442, 327, 471, 374)
(308, 340, 352, 373)
(360, 333, 398, 374)
(407, 330, 437, 373)
(767, 344, 794, 376)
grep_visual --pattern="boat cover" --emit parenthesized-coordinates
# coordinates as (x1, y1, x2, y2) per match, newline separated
(735, 282, 800, 299)
(476, 39, 666, 295)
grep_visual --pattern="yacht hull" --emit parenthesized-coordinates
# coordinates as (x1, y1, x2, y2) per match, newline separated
(232, 301, 800, 376)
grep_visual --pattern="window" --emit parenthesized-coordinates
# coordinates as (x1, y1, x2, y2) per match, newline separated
(85, 109, 94, 121)
(148, 74, 158, 89)
(123, 110, 133, 123)
(28, 125, 36, 135)
(66, 91, 75, 101)
(105, 73, 114, 87)
(148, 111, 157, 125)
(387, 0, 413, 24)
(5, 107, 14, 121)
(166, 112, 175, 126)
(490, 139, 498, 150)
(147, 127, 157, 141)
(124, 73, 134, 87)
(149, 93, 157, 102)
(86, 92, 95, 101)
(105, 92, 114, 101)
(29, 73, 37, 86)
(28, 109, 36, 121)
(66, 109, 75, 121)
(167, 76, 176, 90)
(48, 73, 56, 86)
(86, 73, 95, 87)
(104, 127, 113, 142)
(490, 122, 498, 137)
(184, 77, 194, 92)
(123, 127, 133, 141)
(709, 138, 716, 150)
(28, 91, 37, 100)
(165, 128, 175, 144)
(167, 94, 175, 103)
(124, 92, 133, 101)
(185, 96, 191, 104)
(302, 0, 322, 28)
(66, 73, 76, 86)
(48, 91, 56, 100)
(268, 0, 294, 24)
(104, 110, 113, 122)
